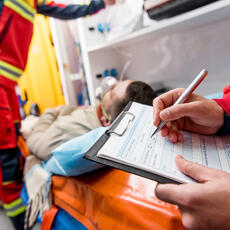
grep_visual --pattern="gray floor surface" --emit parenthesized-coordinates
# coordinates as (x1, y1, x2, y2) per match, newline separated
(0, 208, 15, 230)
(0, 208, 41, 230)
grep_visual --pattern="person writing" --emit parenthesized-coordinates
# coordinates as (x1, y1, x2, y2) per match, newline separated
(152, 86, 230, 230)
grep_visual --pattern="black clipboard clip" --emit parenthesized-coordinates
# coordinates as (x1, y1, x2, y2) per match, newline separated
(106, 111, 135, 137)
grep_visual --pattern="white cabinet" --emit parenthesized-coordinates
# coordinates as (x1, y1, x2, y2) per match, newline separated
(51, 0, 230, 105)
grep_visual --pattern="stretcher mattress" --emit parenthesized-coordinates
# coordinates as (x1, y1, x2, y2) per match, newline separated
(52, 168, 185, 230)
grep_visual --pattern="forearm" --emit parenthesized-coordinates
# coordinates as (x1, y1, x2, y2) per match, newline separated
(213, 89, 230, 135)
(26, 109, 57, 155)
(37, 0, 105, 20)
(31, 108, 57, 133)
(216, 110, 230, 135)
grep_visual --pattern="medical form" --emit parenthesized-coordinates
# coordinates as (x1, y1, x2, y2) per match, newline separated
(97, 102, 230, 183)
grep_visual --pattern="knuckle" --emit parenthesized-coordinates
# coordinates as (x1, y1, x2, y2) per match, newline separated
(153, 98, 163, 109)
(182, 215, 197, 230)
(172, 106, 181, 116)
(177, 88, 186, 92)
(180, 192, 194, 207)
(183, 161, 195, 174)
(152, 98, 158, 105)
(176, 88, 185, 96)
(215, 169, 226, 178)
(172, 124, 178, 131)
(172, 88, 185, 93)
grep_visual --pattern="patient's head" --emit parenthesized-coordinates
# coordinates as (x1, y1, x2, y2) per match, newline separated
(100, 80, 157, 125)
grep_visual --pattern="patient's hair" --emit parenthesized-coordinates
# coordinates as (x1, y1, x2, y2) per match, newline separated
(110, 81, 158, 121)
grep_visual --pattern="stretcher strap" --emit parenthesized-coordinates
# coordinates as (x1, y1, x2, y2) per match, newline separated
(17, 136, 30, 158)
(41, 205, 59, 230)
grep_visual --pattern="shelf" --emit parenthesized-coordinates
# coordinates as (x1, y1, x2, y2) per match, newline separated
(87, 0, 230, 53)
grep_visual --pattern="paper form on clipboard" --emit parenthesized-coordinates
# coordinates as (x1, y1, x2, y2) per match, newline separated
(85, 102, 230, 184)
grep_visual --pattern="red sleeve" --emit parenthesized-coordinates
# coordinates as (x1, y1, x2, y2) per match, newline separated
(213, 85, 230, 115)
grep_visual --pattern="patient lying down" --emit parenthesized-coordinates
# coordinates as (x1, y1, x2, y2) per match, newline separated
(23, 80, 157, 173)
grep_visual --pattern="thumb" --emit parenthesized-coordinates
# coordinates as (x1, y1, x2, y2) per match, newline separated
(175, 155, 217, 182)
(155, 183, 188, 206)
(160, 103, 200, 121)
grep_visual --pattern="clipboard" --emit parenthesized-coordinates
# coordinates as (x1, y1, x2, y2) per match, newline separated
(84, 102, 180, 184)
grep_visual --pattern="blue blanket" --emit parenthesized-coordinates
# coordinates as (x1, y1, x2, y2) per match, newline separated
(44, 127, 106, 176)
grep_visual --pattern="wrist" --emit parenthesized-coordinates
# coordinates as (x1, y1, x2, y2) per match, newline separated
(213, 100, 224, 128)
(216, 112, 230, 135)
(104, 0, 114, 6)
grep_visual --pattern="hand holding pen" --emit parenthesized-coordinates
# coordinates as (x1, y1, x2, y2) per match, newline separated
(152, 70, 224, 143)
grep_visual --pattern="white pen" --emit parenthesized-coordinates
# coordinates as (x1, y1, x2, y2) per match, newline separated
(151, 69, 208, 138)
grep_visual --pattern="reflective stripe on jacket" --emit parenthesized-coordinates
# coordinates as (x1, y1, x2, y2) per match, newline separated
(0, 0, 105, 86)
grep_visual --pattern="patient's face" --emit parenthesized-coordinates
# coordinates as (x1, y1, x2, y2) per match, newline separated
(102, 80, 133, 114)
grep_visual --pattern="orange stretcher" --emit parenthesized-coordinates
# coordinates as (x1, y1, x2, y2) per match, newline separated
(43, 168, 185, 230)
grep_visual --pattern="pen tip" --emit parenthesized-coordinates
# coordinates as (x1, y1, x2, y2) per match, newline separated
(151, 127, 158, 138)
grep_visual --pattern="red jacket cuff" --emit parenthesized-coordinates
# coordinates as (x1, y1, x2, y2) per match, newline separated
(213, 98, 230, 115)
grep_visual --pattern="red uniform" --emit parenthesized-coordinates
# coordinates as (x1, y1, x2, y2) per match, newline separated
(214, 85, 230, 114)
(0, 0, 105, 229)
(213, 85, 230, 135)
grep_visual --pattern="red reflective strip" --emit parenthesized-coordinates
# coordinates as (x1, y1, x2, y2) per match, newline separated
(46, 1, 66, 8)
(41, 205, 59, 230)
